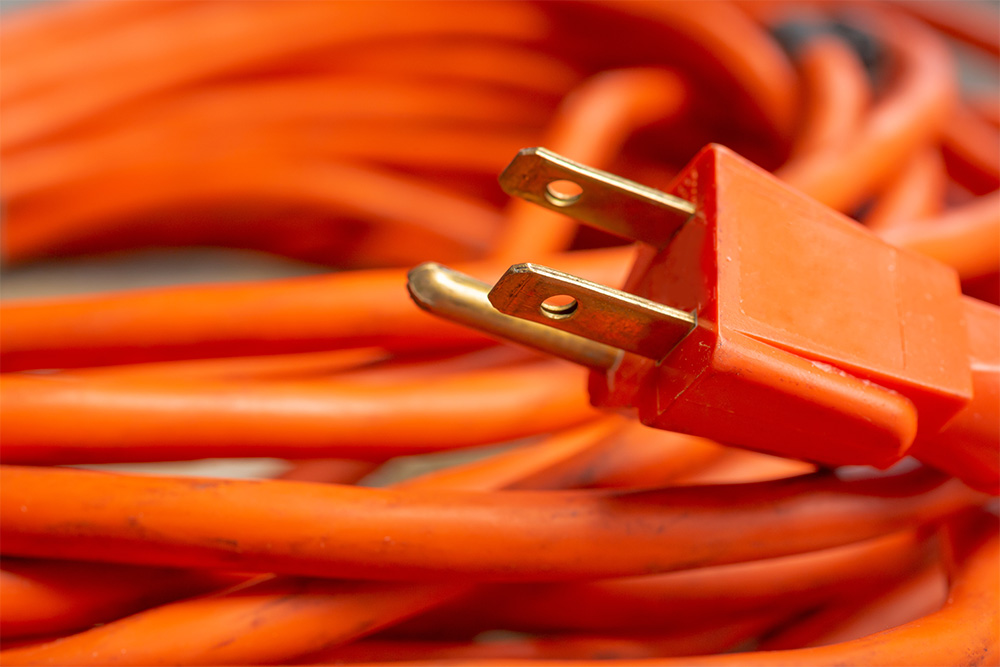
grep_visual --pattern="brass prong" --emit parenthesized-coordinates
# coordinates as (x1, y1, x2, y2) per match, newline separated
(488, 263, 696, 361)
(406, 262, 622, 370)
(498, 147, 696, 247)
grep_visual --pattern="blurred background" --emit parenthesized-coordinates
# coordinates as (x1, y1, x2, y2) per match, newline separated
(0, 5, 998, 662)
(1, 1, 998, 479)
(3, 0, 995, 300)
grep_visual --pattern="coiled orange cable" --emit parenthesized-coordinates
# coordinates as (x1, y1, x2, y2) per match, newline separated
(0, 1, 997, 665)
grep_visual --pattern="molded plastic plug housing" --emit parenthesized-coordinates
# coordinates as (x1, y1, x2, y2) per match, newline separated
(587, 144, 972, 469)
(408, 145, 999, 492)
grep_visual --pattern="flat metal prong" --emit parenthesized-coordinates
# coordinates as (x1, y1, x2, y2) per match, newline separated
(407, 262, 622, 370)
(498, 147, 696, 247)
(488, 263, 696, 361)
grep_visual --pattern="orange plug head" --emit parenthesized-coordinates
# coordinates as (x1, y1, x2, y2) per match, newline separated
(409, 145, 988, 483)
(588, 145, 972, 467)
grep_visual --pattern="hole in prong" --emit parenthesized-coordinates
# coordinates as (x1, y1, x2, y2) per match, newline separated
(544, 180, 583, 207)
(540, 294, 578, 320)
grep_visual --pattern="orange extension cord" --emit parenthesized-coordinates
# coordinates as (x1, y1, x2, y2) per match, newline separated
(0, 1, 998, 665)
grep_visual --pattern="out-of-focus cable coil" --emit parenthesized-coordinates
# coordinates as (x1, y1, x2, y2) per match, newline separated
(0, 2, 997, 665)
